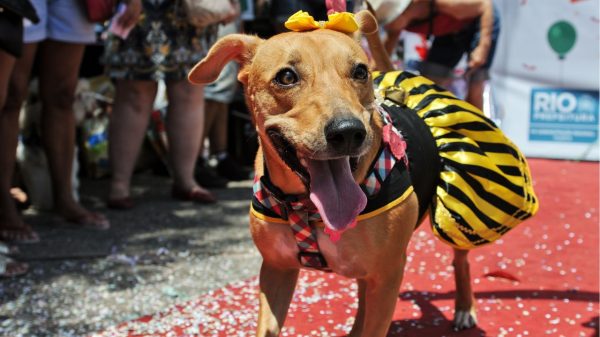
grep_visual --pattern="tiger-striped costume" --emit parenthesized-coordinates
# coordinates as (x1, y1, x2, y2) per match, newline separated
(374, 70, 538, 250)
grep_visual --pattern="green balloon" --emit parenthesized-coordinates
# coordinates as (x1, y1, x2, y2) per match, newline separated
(547, 21, 577, 59)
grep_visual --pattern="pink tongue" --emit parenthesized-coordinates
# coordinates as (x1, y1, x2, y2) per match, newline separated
(308, 157, 367, 234)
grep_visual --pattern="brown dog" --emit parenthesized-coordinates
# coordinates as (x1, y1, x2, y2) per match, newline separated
(188, 10, 536, 336)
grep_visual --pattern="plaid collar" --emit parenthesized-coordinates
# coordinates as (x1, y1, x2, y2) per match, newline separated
(253, 175, 329, 270)
(251, 106, 408, 271)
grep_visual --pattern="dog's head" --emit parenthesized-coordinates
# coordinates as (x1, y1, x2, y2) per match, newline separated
(190, 11, 382, 233)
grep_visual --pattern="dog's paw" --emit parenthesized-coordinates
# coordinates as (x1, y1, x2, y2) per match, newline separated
(453, 308, 477, 331)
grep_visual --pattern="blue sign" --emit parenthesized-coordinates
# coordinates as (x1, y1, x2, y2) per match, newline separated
(529, 88, 599, 143)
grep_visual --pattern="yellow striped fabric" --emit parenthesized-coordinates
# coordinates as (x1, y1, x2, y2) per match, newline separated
(373, 70, 539, 249)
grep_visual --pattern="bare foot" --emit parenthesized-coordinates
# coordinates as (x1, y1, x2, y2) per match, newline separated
(55, 200, 110, 230)
(0, 209, 39, 243)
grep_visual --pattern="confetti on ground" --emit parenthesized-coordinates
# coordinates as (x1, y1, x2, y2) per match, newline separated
(93, 159, 598, 337)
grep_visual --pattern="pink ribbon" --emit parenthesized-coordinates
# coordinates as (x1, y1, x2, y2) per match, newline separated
(326, 0, 347, 14)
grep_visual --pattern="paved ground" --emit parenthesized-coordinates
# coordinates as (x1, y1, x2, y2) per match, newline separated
(0, 172, 261, 337)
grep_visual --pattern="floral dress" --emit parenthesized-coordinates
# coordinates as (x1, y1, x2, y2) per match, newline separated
(103, 0, 218, 81)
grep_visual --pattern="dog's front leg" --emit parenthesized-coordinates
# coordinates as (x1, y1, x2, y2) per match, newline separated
(348, 279, 367, 337)
(357, 262, 406, 337)
(256, 262, 299, 337)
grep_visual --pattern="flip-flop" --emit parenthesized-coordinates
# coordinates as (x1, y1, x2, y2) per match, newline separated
(65, 212, 110, 230)
(0, 255, 28, 278)
(0, 224, 40, 243)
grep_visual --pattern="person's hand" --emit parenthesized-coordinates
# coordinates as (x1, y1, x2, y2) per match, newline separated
(326, 0, 347, 14)
(117, 0, 142, 29)
(468, 43, 489, 70)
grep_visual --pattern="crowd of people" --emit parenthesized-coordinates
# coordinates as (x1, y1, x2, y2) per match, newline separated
(0, 0, 498, 278)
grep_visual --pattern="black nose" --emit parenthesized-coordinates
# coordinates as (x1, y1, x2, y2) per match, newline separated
(325, 117, 367, 153)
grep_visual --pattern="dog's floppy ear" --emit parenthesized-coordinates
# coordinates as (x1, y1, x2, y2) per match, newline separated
(188, 34, 262, 85)
(354, 9, 394, 72)
(355, 8, 378, 36)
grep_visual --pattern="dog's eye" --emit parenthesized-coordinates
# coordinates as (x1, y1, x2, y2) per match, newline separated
(352, 64, 369, 81)
(274, 68, 299, 87)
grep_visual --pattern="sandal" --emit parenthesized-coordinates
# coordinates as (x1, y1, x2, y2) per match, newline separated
(64, 211, 110, 230)
(0, 255, 28, 278)
(171, 185, 217, 204)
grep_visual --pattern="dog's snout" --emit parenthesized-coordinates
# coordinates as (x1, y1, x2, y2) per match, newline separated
(325, 118, 367, 153)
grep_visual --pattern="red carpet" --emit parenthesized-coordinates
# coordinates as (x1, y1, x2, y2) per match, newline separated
(94, 159, 599, 337)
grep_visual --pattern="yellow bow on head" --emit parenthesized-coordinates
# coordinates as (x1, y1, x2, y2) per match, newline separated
(284, 10, 359, 34)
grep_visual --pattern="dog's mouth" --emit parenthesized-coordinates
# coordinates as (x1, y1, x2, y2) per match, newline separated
(266, 128, 361, 185)
(267, 128, 367, 237)
(267, 128, 311, 185)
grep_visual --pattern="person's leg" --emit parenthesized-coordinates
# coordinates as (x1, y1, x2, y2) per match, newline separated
(465, 7, 499, 112)
(205, 99, 229, 155)
(108, 80, 157, 202)
(418, 65, 454, 91)
(37, 40, 108, 228)
(0, 50, 16, 112)
(420, 33, 471, 91)
(0, 44, 40, 242)
(202, 99, 218, 151)
(210, 103, 251, 181)
(426, 75, 453, 89)
(203, 60, 249, 181)
(466, 79, 485, 110)
(165, 79, 215, 203)
(201, 58, 235, 156)
(198, 58, 246, 184)
(197, 97, 219, 161)
(193, 98, 230, 189)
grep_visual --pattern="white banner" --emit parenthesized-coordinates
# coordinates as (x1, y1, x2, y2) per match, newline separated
(491, 0, 599, 160)
(401, 0, 599, 160)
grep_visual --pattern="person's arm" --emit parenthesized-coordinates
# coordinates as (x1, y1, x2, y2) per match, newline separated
(384, 29, 401, 55)
(429, 0, 493, 69)
(468, 0, 493, 69)
(117, 0, 143, 28)
(382, 0, 429, 50)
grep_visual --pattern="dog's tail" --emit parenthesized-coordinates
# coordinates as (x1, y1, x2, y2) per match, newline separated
(356, 2, 394, 72)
